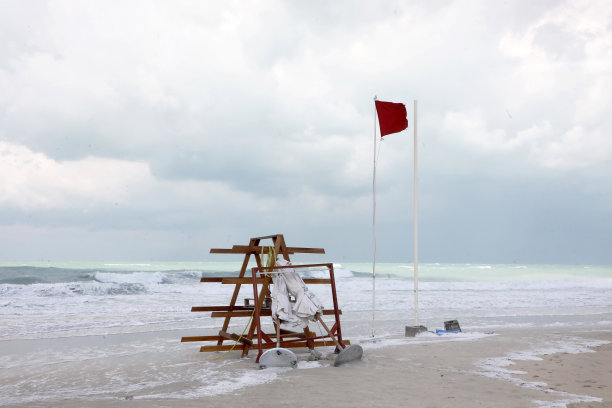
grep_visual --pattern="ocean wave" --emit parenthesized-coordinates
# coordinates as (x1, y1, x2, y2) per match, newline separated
(96, 269, 207, 285)
(0, 271, 215, 298)
(103, 263, 152, 267)
(295, 266, 354, 279)
(94, 271, 169, 285)
(0, 266, 208, 286)
(332, 267, 354, 278)
(0, 281, 150, 297)
(0, 266, 95, 285)
(0, 276, 42, 285)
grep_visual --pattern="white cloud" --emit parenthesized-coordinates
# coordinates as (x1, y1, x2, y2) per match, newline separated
(441, 110, 612, 170)
(442, 110, 510, 153)
(435, 0, 612, 172)
(0, 141, 151, 209)
(532, 125, 611, 169)
(0, 139, 285, 217)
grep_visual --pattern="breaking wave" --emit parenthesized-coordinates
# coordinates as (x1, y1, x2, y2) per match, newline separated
(0, 267, 208, 298)
(0, 281, 150, 297)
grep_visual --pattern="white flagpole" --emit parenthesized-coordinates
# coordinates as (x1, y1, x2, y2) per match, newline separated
(413, 100, 419, 326)
(372, 96, 377, 337)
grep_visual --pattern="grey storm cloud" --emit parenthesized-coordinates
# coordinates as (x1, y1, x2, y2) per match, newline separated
(1, 0, 611, 262)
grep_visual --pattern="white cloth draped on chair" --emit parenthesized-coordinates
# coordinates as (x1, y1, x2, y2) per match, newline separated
(270, 257, 323, 328)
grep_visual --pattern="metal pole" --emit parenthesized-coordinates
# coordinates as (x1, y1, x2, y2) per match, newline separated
(372, 96, 377, 337)
(413, 100, 419, 326)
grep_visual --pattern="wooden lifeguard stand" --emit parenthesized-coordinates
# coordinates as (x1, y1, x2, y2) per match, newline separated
(181, 234, 350, 358)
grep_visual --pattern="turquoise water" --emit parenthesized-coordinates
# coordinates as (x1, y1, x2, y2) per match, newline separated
(1, 261, 610, 283)
(344, 262, 612, 281)
(1, 260, 610, 339)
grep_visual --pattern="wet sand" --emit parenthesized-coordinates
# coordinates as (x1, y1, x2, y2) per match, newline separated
(6, 326, 607, 408)
(514, 339, 612, 408)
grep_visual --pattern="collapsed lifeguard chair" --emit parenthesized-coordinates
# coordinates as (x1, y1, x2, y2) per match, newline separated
(181, 234, 353, 362)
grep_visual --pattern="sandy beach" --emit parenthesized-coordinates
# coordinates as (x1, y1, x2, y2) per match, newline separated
(200, 327, 612, 408)
(3, 325, 610, 408)
(517, 342, 612, 408)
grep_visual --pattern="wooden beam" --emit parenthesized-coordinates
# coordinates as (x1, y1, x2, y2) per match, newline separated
(285, 247, 326, 254)
(210, 309, 341, 318)
(303, 278, 332, 284)
(200, 344, 245, 352)
(200, 277, 330, 285)
(249, 234, 284, 240)
(190, 306, 251, 312)
(279, 328, 305, 338)
(244, 273, 272, 358)
(181, 336, 221, 342)
(218, 237, 259, 346)
(210, 246, 325, 255)
(210, 311, 264, 318)
(221, 278, 269, 285)
(219, 331, 253, 346)
(260, 339, 352, 349)
(199, 339, 350, 353)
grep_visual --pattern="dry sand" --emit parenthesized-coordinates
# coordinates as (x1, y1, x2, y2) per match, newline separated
(19, 326, 608, 408)
(515, 341, 612, 408)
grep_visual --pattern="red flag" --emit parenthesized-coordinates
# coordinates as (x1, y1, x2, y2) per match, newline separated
(375, 100, 408, 136)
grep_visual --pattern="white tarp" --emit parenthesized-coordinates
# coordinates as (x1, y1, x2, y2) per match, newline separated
(270, 257, 323, 328)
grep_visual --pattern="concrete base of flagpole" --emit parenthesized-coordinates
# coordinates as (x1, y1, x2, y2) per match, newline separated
(405, 325, 427, 337)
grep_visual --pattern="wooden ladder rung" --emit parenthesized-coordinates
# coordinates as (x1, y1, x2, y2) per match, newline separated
(219, 331, 253, 346)
(198, 339, 351, 353)
(199, 277, 332, 285)
(210, 245, 325, 254)
(181, 335, 221, 342)
(191, 306, 250, 312)
(210, 309, 341, 318)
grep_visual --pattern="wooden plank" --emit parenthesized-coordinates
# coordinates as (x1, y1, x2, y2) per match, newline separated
(200, 344, 244, 352)
(279, 328, 305, 338)
(210, 246, 325, 255)
(218, 237, 258, 346)
(181, 336, 221, 342)
(221, 278, 268, 285)
(200, 277, 275, 284)
(206, 277, 329, 285)
(285, 247, 326, 254)
(259, 339, 351, 349)
(211, 311, 264, 318)
(245, 271, 272, 358)
(304, 327, 315, 349)
(199, 339, 351, 353)
(210, 309, 341, 318)
(210, 246, 280, 254)
(250, 234, 284, 240)
(219, 331, 253, 346)
(190, 306, 251, 312)
(303, 278, 331, 284)
(209, 248, 259, 254)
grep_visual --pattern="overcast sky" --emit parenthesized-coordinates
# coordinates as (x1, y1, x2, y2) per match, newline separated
(1, 0, 611, 264)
